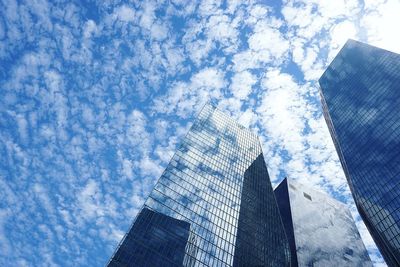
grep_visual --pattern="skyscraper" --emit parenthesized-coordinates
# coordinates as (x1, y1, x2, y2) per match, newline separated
(319, 39, 400, 266)
(274, 178, 372, 266)
(108, 103, 291, 266)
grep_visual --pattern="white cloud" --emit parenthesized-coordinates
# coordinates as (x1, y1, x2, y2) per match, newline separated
(114, 5, 136, 22)
(162, 42, 185, 75)
(191, 67, 225, 90)
(0, 0, 392, 265)
(248, 22, 288, 57)
(282, 4, 314, 28)
(233, 20, 289, 72)
(0, 209, 11, 257)
(44, 69, 61, 94)
(314, 0, 360, 19)
(282, 0, 362, 81)
(126, 109, 151, 151)
(139, 1, 156, 30)
(152, 67, 226, 118)
(78, 179, 103, 220)
(150, 22, 168, 41)
(83, 20, 98, 38)
(328, 20, 357, 61)
(122, 159, 133, 179)
(184, 35, 214, 66)
(138, 157, 163, 178)
(198, 0, 222, 15)
(258, 69, 308, 154)
(81, 105, 95, 125)
(361, 0, 400, 54)
(230, 70, 256, 99)
(238, 108, 257, 129)
(247, 4, 270, 22)
(16, 114, 28, 145)
(331, 21, 357, 48)
(295, 44, 321, 80)
(206, 14, 239, 50)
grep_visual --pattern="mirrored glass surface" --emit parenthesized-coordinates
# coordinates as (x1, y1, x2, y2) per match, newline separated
(319, 40, 400, 266)
(275, 178, 372, 266)
(109, 103, 291, 266)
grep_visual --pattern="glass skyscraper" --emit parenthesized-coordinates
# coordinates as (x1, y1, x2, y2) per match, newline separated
(274, 178, 372, 266)
(108, 103, 291, 266)
(319, 39, 400, 266)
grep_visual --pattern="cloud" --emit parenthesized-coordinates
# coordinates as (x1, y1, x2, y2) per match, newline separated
(206, 14, 239, 51)
(139, 2, 156, 29)
(0, 209, 11, 257)
(361, 0, 400, 53)
(233, 20, 289, 72)
(79, 179, 101, 218)
(258, 69, 308, 154)
(152, 67, 226, 118)
(138, 157, 163, 178)
(150, 22, 168, 41)
(231, 70, 256, 100)
(248, 22, 288, 58)
(198, 0, 222, 15)
(0, 0, 392, 265)
(122, 159, 134, 179)
(114, 5, 136, 22)
(328, 20, 357, 60)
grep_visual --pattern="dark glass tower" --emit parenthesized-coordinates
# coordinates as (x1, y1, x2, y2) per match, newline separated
(108, 103, 291, 266)
(109, 207, 191, 266)
(274, 178, 372, 266)
(319, 39, 400, 266)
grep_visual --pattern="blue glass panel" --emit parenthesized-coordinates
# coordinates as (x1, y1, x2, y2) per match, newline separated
(275, 178, 372, 266)
(319, 39, 400, 266)
(108, 103, 291, 266)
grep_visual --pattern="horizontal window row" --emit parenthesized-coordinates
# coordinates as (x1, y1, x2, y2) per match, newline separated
(187, 126, 256, 157)
(145, 197, 238, 266)
(169, 156, 243, 201)
(152, 182, 239, 239)
(160, 171, 241, 223)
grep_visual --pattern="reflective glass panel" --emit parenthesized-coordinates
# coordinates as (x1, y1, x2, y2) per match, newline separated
(109, 103, 291, 267)
(319, 40, 400, 266)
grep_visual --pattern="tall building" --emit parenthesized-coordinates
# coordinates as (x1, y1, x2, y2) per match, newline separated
(319, 39, 400, 266)
(274, 178, 372, 266)
(108, 103, 291, 266)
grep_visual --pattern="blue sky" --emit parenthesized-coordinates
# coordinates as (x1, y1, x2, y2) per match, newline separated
(1, 0, 399, 266)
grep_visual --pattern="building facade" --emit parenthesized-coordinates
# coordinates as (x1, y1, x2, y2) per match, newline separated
(109, 207, 191, 266)
(108, 103, 291, 266)
(274, 178, 372, 266)
(319, 39, 400, 266)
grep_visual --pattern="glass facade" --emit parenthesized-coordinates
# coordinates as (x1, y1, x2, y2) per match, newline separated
(319, 39, 400, 266)
(274, 178, 372, 266)
(108, 103, 291, 266)
(109, 207, 191, 266)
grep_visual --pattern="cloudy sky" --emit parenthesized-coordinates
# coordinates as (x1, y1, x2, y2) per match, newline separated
(1, 0, 399, 266)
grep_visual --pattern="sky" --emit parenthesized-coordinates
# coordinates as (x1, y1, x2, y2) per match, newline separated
(0, 0, 399, 266)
